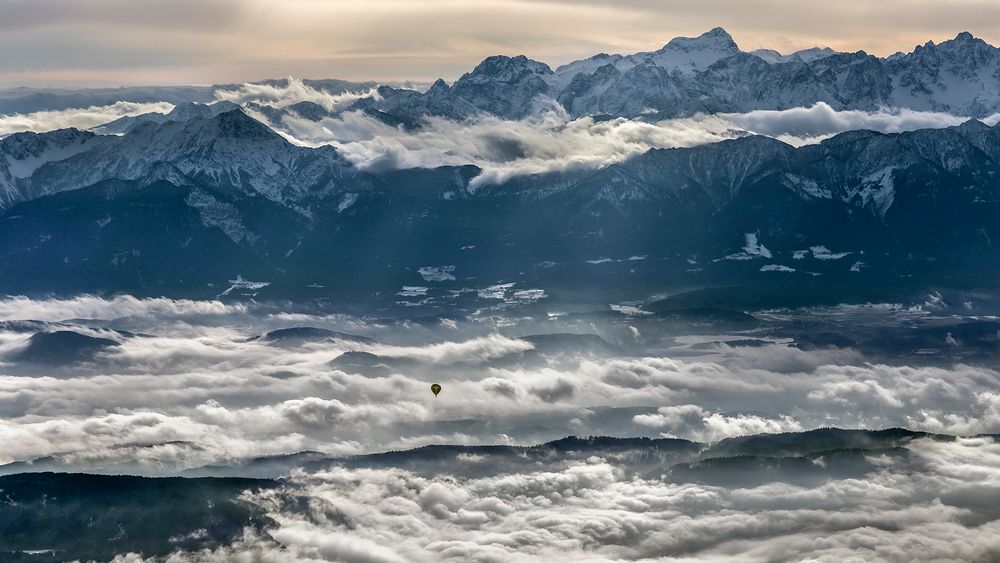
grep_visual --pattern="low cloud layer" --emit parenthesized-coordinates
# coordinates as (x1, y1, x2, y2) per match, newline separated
(3, 296, 1000, 560)
(4, 81, 997, 188)
(2, 296, 1000, 473)
(110, 436, 1000, 562)
(214, 78, 378, 112)
(727, 103, 1000, 141)
(261, 94, 998, 186)
(0, 294, 244, 322)
(0, 100, 174, 137)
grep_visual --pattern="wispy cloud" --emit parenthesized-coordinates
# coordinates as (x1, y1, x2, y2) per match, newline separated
(214, 78, 378, 112)
(3, 80, 992, 187)
(0, 101, 174, 137)
(264, 98, 986, 186)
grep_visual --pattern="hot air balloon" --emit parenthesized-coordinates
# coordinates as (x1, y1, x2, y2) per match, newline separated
(431, 383, 442, 397)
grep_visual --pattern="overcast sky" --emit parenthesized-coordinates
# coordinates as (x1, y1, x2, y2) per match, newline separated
(1, 0, 998, 87)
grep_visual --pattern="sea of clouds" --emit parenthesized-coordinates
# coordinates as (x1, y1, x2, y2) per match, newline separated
(2, 296, 999, 472)
(3, 298, 1000, 561)
(106, 435, 1000, 562)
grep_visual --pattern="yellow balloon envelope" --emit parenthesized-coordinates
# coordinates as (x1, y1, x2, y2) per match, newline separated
(431, 383, 442, 397)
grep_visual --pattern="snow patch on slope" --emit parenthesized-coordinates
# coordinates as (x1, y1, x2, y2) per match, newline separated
(783, 173, 832, 199)
(760, 264, 796, 272)
(418, 266, 456, 282)
(723, 233, 773, 261)
(810, 246, 852, 260)
(185, 190, 257, 245)
(4, 135, 100, 178)
(337, 192, 358, 213)
(854, 167, 897, 218)
(219, 276, 270, 297)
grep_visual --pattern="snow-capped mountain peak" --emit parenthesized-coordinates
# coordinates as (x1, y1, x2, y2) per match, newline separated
(356, 28, 1000, 122)
(617, 27, 742, 75)
(0, 128, 106, 208)
(426, 78, 451, 94)
(92, 100, 240, 135)
(661, 27, 740, 54)
(165, 100, 240, 122)
(1, 128, 98, 173)
(950, 31, 987, 46)
(0, 109, 361, 210)
(420, 55, 555, 119)
(751, 46, 841, 63)
(459, 55, 553, 87)
(550, 53, 625, 90)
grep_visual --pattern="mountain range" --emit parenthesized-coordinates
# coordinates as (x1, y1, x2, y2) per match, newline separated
(0, 106, 998, 304)
(4, 28, 1000, 123)
(2, 29, 1000, 304)
(363, 28, 1000, 121)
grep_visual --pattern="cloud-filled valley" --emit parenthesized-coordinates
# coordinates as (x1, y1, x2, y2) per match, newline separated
(2, 295, 999, 561)
(271, 101, 996, 186)
(103, 435, 1000, 562)
(2, 296, 1000, 472)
